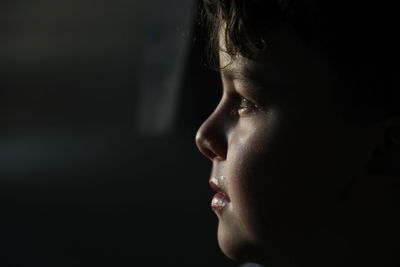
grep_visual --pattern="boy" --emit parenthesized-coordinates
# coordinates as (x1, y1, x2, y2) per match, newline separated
(195, 1, 400, 266)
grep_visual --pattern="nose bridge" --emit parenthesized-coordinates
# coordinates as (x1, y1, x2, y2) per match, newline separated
(195, 102, 228, 160)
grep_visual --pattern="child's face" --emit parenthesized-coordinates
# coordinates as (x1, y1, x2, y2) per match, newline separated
(196, 25, 376, 264)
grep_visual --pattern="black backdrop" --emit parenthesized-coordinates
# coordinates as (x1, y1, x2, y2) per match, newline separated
(0, 1, 233, 266)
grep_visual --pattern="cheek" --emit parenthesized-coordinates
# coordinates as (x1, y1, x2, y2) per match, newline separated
(225, 113, 360, 238)
(225, 120, 278, 237)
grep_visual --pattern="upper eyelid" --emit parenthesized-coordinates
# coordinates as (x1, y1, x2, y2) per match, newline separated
(229, 93, 258, 110)
(228, 87, 259, 107)
(220, 71, 264, 107)
(221, 74, 264, 103)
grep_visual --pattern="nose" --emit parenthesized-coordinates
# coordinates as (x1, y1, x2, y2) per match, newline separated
(195, 110, 228, 161)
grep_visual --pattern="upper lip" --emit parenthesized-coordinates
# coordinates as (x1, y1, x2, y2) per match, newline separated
(209, 176, 227, 195)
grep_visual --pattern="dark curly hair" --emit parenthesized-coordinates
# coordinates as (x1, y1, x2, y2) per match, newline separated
(200, 0, 400, 119)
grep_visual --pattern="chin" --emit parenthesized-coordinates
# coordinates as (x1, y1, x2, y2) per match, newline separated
(217, 218, 266, 264)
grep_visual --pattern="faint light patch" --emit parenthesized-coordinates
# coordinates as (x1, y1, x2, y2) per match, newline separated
(135, 0, 195, 135)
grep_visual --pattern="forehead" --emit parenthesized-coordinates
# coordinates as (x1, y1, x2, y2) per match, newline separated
(217, 25, 338, 100)
(218, 26, 310, 91)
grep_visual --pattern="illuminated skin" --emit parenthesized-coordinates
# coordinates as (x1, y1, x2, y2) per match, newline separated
(195, 25, 388, 266)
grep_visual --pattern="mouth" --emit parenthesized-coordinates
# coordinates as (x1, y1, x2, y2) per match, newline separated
(209, 176, 230, 214)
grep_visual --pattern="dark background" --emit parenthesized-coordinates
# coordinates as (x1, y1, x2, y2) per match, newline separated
(0, 0, 233, 266)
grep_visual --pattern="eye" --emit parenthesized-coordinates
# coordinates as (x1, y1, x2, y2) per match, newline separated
(230, 93, 258, 116)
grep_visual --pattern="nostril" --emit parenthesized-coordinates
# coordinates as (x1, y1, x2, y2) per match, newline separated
(195, 135, 214, 159)
(196, 137, 226, 161)
(202, 146, 218, 160)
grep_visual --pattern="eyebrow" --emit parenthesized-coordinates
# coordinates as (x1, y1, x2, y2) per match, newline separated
(220, 56, 290, 90)
(220, 66, 248, 82)
(219, 60, 289, 100)
(220, 62, 270, 91)
(219, 66, 272, 103)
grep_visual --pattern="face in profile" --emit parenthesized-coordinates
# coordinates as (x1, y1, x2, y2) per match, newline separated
(195, 25, 383, 266)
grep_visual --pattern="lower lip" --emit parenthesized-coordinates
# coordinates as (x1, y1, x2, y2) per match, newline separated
(211, 192, 230, 213)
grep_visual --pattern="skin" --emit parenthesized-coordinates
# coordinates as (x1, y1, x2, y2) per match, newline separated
(195, 25, 400, 266)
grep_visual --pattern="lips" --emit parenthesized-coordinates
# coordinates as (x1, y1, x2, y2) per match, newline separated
(210, 176, 230, 213)
(209, 176, 228, 195)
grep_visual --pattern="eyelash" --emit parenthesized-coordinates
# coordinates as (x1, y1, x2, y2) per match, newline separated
(230, 94, 258, 116)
